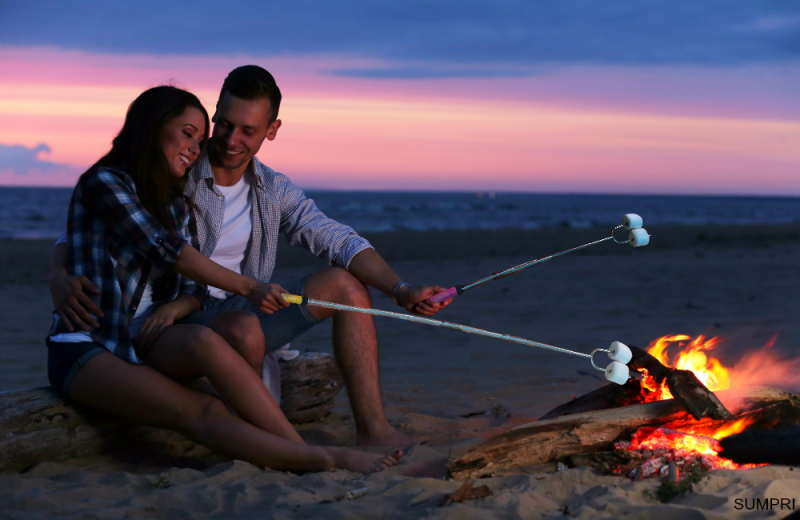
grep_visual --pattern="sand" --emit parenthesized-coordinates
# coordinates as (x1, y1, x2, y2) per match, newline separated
(2, 224, 800, 518)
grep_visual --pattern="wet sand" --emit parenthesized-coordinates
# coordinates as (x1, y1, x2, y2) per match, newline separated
(2, 224, 800, 518)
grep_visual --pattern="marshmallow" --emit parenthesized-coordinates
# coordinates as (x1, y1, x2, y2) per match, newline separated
(629, 228, 650, 247)
(605, 361, 630, 385)
(608, 341, 633, 364)
(622, 213, 643, 230)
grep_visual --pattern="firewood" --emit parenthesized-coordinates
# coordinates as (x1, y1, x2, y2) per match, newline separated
(447, 386, 800, 480)
(718, 425, 800, 465)
(542, 346, 735, 421)
(442, 482, 493, 506)
(0, 352, 343, 473)
(666, 370, 735, 421)
(539, 379, 646, 420)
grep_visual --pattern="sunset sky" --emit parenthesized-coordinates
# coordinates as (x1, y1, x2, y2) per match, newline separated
(1, 2, 798, 194)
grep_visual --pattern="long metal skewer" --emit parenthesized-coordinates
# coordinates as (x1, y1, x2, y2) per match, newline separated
(430, 223, 642, 303)
(281, 294, 612, 369)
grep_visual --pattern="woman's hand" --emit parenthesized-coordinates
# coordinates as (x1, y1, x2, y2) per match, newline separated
(134, 304, 180, 358)
(246, 282, 291, 314)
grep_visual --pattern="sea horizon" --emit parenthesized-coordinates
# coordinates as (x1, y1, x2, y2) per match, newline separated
(2, 186, 800, 240)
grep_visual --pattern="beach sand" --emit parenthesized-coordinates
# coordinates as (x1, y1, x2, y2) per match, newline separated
(2, 225, 800, 518)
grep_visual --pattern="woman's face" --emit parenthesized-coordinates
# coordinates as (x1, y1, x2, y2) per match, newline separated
(161, 106, 206, 178)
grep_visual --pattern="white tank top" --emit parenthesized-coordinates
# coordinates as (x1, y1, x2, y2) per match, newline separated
(208, 175, 253, 299)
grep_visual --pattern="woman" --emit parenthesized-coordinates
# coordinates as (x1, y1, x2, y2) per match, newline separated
(47, 86, 401, 474)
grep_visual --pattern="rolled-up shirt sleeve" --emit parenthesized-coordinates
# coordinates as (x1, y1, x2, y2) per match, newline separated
(277, 174, 373, 268)
(80, 169, 187, 271)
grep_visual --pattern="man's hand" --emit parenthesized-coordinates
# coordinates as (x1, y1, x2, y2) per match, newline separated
(49, 273, 103, 332)
(397, 285, 452, 316)
(134, 305, 179, 358)
(247, 282, 292, 314)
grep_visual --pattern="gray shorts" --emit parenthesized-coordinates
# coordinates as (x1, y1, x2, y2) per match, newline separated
(177, 276, 321, 352)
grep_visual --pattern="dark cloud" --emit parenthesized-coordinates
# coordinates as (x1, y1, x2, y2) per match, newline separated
(0, 143, 69, 176)
(1, 1, 798, 78)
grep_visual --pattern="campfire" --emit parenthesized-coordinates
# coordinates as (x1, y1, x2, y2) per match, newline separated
(448, 332, 800, 481)
(615, 334, 756, 478)
(639, 335, 729, 402)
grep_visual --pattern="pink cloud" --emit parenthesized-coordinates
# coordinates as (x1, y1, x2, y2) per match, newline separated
(1, 46, 798, 194)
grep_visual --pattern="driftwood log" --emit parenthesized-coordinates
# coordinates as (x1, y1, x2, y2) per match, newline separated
(719, 425, 800, 466)
(541, 346, 734, 421)
(0, 352, 342, 473)
(448, 386, 800, 480)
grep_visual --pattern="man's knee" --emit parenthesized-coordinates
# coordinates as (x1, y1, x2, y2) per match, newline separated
(211, 310, 265, 371)
(314, 267, 371, 306)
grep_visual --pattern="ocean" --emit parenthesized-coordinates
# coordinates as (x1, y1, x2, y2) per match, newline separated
(2, 186, 800, 240)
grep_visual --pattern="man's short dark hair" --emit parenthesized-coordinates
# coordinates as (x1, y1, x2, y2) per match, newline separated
(219, 65, 282, 122)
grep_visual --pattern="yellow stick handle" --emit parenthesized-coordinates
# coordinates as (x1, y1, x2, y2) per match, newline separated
(281, 293, 305, 305)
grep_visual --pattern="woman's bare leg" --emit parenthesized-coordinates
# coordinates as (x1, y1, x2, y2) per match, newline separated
(140, 324, 301, 443)
(67, 352, 402, 473)
(207, 310, 265, 375)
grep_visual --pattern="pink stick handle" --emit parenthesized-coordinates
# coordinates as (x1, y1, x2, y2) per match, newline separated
(430, 287, 458, 303)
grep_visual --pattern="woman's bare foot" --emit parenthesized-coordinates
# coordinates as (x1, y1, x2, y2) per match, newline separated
(332, 448, 404, 474)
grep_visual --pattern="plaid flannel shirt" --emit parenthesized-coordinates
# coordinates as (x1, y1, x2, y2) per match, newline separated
(49, 167, 207, 364)
(184, 148, 373, 284)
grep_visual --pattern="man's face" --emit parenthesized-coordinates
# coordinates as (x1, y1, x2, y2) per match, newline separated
(210, 92, 281, 173)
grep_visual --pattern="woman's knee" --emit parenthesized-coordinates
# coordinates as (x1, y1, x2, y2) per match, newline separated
(181, 393, 231, 436)
(211, 310, 265, 370)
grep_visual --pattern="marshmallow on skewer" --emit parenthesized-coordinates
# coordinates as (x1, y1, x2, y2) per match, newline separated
(629, 228, 650, 247)
(605, 361, 630, 385)
(608, 341, 633, 364)
(622, 213, 643, 230)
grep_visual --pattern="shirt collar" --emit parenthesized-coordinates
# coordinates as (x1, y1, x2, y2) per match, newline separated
(194, 144, 265, 190)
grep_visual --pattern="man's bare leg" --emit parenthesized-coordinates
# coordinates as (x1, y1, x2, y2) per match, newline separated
(303, 266, 415, 447)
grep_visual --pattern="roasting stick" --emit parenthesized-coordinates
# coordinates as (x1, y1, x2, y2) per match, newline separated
(281, 293, 633, 384)
(430, 214, 650, 303)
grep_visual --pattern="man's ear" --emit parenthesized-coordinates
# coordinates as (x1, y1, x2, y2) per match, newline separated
(266, 119, 282, 141)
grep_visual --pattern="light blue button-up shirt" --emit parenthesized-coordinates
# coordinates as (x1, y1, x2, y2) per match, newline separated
(184, 149, 373, 285)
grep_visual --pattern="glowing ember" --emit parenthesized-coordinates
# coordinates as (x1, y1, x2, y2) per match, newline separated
(623, 422, 759, 472)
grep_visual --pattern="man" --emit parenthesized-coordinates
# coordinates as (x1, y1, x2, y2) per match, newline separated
(49, 65, 451, 447)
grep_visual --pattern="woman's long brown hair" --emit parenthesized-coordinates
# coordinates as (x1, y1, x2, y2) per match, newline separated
(83, 86, 209, 233)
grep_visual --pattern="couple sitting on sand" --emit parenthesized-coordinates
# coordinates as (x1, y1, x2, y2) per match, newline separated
(46, 65, 453, 474)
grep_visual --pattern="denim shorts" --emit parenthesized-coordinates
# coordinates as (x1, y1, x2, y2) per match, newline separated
(46, 339, 107, 400)
(176, 276, 321, 352)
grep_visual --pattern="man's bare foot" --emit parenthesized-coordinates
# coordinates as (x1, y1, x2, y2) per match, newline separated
(357, 425, 416, 448)
(333, 448, 404, 474)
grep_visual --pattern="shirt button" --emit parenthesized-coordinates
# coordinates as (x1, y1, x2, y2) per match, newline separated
(155, 237, 163, 244)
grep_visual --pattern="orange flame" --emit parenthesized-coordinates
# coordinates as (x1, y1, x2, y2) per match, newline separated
(711, 416, 754, 440)
(646, 334, 730, 393)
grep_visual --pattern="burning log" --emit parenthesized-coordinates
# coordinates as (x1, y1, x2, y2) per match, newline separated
(665, 370, 735, 421)
(447, 386, 800, 480)
(542, 345, 734, 421)
(0, 352, 343, 473)
(718, 425, 800, 466)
